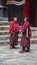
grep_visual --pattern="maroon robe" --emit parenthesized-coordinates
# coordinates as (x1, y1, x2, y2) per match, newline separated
(21, 21, 32, 49)
(9, 21, 19, 46)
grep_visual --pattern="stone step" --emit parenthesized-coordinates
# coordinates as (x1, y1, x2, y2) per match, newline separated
(0, 34, 9, 36)
(0, 34, 37, 40)
(0, 25, 9, 30)
(0, 32, 9, 35)
(0, 38, 37, 44)
(0, 27, 37, 30)
(0, 29, 36, 37)
(0, 39, 9, 44)
(0, 25, 9, 27)
(0, 35, 9, 38)
(0, 34, 21, 38)
(0, 20, 37, 44)
(0, 21, 37, 30)
(0, 21, 8, 23)
(0, 25, 21, 30)
(0, 31, 37, 38)
(0, 18, 8, 21)
(0, 36, 22, 40)
(0, 25, 37, 31)
(0, 30, 9, 33)
(0, 34, 22, 36)
(0, 24, 21, 28)
(0, 31, 37, 37)
(31, 27, 37, 31)
(0, 39, 21, 43)
(0, 21, 9, 25)
(0, 23, 9, 25)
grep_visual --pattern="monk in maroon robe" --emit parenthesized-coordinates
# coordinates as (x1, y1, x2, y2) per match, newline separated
(20, 18, 32, 53)
(9, 17, 19, 49)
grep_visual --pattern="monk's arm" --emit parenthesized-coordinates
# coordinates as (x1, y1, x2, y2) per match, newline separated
(26, 28, 28, 38)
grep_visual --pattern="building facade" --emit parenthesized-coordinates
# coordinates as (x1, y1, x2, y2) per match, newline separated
(0, 0, 37, 26)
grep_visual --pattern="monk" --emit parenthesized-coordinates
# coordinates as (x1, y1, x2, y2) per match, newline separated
(20, 18, 32, 53)
(9, 17, 19, 49)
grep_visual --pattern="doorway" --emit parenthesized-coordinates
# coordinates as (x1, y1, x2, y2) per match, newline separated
(30, 0, 37, 27)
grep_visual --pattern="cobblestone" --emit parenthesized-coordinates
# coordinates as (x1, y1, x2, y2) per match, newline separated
(0, 44, 37, 65)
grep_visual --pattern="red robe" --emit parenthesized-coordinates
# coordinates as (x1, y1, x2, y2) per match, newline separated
(21, 21, 32, 38)
(21, 21, 32, 49)
(9, 21, 19, 34)
(9, 21, 19, 46)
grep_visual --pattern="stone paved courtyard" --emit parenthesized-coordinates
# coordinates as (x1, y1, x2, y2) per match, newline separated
(0, 44, 37, 65)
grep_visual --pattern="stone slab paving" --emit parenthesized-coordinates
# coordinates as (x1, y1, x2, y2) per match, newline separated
(0, 44, 37, 65)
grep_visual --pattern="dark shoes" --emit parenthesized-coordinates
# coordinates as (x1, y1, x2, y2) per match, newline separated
(10, 46, 13, 49)
(20, 49, 30, 53)
(19, 50, 26, 53)
(10, 45, 17, 49)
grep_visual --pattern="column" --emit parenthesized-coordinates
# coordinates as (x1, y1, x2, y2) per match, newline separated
(24, 0, 30, 18)
(0, 0, 3, 17)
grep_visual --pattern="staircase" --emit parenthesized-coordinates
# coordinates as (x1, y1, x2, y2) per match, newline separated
(0, 20, 9, 44)
(0, 20, 37, 44)
(30, 27, 37, 43)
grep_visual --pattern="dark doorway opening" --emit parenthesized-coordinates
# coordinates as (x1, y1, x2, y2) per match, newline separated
(30, 0, 37, 27)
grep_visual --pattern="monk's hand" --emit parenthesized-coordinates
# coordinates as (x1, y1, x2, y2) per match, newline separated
(19, 29, 21, 32)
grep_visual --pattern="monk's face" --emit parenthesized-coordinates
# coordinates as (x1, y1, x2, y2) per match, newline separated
(24, 18, 27, 22)
(14, 17, 17, 22)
